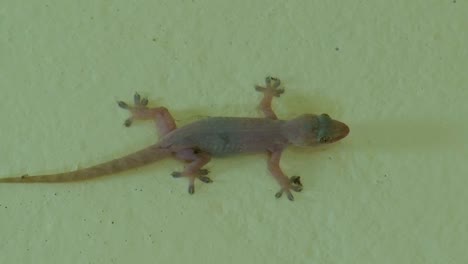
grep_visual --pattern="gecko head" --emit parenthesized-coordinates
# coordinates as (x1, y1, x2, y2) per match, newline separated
(284, 114, 350, 146)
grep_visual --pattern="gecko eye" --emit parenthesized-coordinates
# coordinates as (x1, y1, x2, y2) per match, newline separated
(317, 114, 332, 143)
(319, 136, 331, 143)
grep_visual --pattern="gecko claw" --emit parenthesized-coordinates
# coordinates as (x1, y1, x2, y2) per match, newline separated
(188, 184, 195, 194)
(171, 171, 182, 178)
(198, 175, 213, 183)
(275, 190, 283, 198)
(275, 189, 294, 201)
(134, 92, 141, 105)
(117, 101, 129, 109)
(124, 118, 133, 127)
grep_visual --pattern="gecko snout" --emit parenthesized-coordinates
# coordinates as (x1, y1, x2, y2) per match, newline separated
(316, 113, 350, 144)
(327, 120, 349, 143)
(336, 121, 350, 140)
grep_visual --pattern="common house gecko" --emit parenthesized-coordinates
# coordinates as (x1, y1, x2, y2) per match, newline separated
(0, 77, 349, 201)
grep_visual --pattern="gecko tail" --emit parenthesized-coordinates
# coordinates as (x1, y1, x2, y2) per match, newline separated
(0, 145, 172, 183)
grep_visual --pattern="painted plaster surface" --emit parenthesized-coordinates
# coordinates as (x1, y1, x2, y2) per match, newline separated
(1, 1, 466, 263)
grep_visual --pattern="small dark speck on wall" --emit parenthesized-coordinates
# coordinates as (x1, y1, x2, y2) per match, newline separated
(335, 47, 340, 51)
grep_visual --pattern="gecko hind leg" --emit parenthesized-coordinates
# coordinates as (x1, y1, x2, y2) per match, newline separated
(117, 92, 176, 137)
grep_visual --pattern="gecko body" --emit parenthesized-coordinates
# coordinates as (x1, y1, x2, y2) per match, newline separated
(0, 77, 349, 200)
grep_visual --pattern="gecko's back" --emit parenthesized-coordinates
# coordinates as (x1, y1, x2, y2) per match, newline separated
(159, 117, 288, 156)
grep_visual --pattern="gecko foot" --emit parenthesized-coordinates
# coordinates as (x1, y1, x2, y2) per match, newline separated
(117, 92, 150, 127)
(171, 170, 212, 195)
(274, 176, 303, 201)
(171, 169, 212, 183)
(255, 76, 284, 97)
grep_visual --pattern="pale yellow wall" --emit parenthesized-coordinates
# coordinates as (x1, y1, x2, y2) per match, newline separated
(1, 1, 467, 263)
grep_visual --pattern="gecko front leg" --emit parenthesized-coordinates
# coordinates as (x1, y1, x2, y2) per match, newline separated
(268, 150, 303, 201)
(255, 76, 284, 119)
(118, 92, 176, 137)
(171, 148, 212, 194)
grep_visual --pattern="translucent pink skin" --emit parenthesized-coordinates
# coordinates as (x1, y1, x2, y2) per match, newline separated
(0, 77, 349, 201)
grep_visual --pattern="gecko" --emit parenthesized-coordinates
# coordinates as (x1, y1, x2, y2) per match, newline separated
(0, 77, 349, 201)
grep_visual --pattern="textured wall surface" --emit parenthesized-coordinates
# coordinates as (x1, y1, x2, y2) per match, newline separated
(1, 0, 467, 263)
